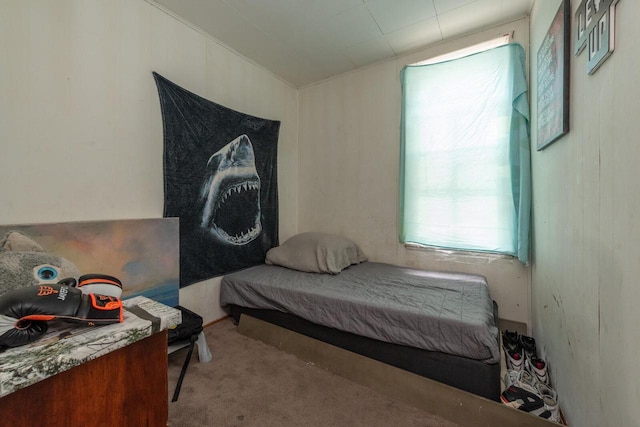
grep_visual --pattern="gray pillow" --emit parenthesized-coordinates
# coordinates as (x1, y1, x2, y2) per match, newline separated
(265, 232, 367, 274)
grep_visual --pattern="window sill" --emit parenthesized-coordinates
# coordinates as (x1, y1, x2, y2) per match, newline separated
(403, 243, 517, 263)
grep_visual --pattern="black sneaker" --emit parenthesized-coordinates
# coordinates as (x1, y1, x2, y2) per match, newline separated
(502, 330, 520, 352)
(501, 385, 544, 413)
(519, 334, 537, 362)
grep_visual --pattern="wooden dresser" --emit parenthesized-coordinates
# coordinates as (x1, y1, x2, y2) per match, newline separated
(0, 297, 180, 427)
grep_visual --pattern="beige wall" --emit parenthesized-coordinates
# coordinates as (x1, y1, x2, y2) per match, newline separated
(10, 2, 638, 424)
(6, 1, 639, 423)
(297, 18, 532, 325)
(530, 1, 640, 426)
(0, 0, 298, 325)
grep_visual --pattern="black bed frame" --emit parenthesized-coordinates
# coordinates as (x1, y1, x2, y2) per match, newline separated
(230, 303, 501, 401)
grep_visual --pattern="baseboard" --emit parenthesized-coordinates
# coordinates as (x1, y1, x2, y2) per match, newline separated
(238, 314, 559, 427)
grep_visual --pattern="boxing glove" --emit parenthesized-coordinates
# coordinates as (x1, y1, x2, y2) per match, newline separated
(76, 274, 123, 298)
(0, 284, 123, 348)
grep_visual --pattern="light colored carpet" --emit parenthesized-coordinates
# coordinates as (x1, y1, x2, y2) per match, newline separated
(168, 317, 461, 427)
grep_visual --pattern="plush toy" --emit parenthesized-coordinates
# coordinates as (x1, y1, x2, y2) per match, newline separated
(0, 230, 81, 297)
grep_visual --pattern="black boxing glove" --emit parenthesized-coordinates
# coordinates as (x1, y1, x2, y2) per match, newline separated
(0, 284, 123, 348)
(77, 274, 123, 298)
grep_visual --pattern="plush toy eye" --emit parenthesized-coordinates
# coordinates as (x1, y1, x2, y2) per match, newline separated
(35, 265, 59, 281)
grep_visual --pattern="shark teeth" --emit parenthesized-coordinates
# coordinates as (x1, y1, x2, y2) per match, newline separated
(215, 181, 259, 210)
(209, 178, 262, 245)
(215, 222, 262, 245)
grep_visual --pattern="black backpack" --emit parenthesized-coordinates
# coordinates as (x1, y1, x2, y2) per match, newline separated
(168, 305, 203, 344)
(168, 305, 205, 402)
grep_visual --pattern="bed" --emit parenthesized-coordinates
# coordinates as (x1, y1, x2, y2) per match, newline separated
(219, 233, 501, 401)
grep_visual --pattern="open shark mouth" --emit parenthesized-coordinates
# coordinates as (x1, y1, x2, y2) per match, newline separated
(209, 178, 262, 245)
(200, 135, 262, 246)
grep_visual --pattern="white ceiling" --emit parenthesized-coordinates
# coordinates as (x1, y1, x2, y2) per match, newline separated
(153, 0, 533, 87)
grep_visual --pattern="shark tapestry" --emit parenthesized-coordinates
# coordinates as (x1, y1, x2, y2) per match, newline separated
(153, 72, 280, 286)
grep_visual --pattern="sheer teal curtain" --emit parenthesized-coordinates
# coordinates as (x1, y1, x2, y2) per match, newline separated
(400, 43, 531, 262)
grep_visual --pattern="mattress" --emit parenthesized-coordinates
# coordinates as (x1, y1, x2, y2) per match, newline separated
(220, 262, 500, 363)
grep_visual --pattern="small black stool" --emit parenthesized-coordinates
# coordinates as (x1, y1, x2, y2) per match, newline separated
(168, 306, 207, 402)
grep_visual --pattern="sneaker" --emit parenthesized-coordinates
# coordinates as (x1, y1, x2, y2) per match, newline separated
(501, 385, 544, 413)
(528, 402, 560, 423)
(504, 347, 524, 371)
(502, 330, 520, 352)
(516, 369, 539, 390)
(503, 369, 520, 389)
(535, 382, 556, 401)
(504, 369, 536, 390)
(535, 382, 561, 423)
(526, 356, 549, 385)
(502, 330, 524, 371)
(520, 334, 537, 362)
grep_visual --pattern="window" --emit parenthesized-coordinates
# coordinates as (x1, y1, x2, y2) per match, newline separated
(399, 42, 531, 262)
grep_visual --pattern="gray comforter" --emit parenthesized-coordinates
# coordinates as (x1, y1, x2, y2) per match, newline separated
(220, 262, 500, 363)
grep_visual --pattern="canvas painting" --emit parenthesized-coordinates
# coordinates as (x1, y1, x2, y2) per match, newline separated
(0, 218, 179, 307)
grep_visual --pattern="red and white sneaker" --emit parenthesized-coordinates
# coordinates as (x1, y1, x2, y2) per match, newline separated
(526, 356, 549, 385)
(504, 347, 524, 371)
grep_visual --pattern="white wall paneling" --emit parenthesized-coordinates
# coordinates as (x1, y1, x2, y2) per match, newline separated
(530, 0, 640, 425)
(0, 0, 298, 325)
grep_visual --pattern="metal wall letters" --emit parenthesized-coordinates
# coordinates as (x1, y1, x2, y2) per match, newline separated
(574, 0, 620, 74)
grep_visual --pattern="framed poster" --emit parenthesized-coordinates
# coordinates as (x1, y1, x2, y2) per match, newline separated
(536, 0, 571, 151)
